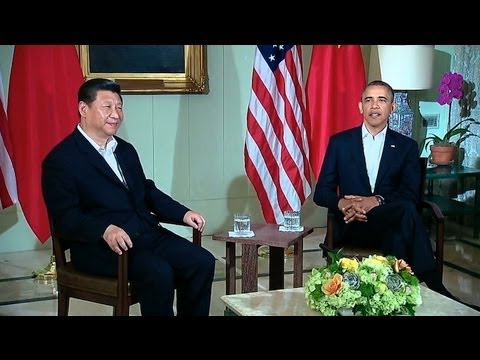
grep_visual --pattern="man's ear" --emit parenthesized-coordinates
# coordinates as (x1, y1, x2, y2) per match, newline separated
(390, 101, 396, 114)
(358, 101, 363, 114)
(78, 101, 88, 117)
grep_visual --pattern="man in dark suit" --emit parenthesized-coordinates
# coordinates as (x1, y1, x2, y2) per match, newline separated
(42, 78, 215, 316)
(313, 80, 452, 297)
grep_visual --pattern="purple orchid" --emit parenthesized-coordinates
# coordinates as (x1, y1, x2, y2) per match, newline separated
(437, 71, 464, 105)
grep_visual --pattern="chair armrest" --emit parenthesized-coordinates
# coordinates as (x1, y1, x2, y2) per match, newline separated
(421, 199, 445, 223)
(156, 216, 202, 247)
(118, 251, 129, 300)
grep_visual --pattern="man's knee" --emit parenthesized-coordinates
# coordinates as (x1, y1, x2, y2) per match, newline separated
(394, 202, 423, 227)
(197, 247, 216, 273)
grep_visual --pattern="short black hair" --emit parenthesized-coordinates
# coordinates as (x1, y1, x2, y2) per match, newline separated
(362, 80, 395, 102)
(78, 78, 123, 105)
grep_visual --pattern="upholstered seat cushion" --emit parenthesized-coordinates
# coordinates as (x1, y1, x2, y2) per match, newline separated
(56, 263, 133, 297)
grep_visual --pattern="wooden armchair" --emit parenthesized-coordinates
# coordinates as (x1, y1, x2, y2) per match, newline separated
(322, 157, 445, 277)
(52, 220, 202, 316)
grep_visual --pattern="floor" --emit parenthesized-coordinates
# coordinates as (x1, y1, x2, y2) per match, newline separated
(1, 219, 479, 316)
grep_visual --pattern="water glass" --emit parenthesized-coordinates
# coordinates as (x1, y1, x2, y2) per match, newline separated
(283, 210, 300, 231)
(233, 213, 251, 234)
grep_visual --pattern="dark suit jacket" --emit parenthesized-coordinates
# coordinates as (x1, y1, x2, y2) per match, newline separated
(314, 125, 420, 214)
(42, 127, 190, 258)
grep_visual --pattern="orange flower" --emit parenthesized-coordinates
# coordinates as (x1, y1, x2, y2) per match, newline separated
(321, 273, 343, 296)
(394, 259, 413, 274)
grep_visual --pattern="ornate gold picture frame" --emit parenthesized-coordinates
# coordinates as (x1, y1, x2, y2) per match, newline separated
(78, 45, 209, 94)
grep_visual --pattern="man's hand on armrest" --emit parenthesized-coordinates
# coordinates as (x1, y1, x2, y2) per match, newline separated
(103, 224, 133, 255)
(183, 210, 206, 232)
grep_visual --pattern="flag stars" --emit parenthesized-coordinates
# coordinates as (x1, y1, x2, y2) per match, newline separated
(258, 45, 294, 71)
(246, 45, 312, 224)
(269, 45, 286, 62)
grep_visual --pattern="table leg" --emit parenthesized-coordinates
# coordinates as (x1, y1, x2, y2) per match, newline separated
(459, 177, 465, 226)
(475, 176, 480, 238)
(293, 239, 304, 288)
(241, 244, 258, 293)
(269, 247, 284, 290)
(225, 242, 236, 295)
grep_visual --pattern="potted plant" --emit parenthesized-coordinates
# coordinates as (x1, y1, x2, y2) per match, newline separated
(420, 71, 479, 166)
(421, 118, 480, 165)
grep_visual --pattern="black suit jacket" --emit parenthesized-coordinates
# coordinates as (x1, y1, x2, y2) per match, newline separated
(42, 127, 190, 249)
(314, 125, 420, 212)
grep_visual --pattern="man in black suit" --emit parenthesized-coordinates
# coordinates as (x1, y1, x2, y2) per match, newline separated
(313, 80, 452, 297)
(42, 78, 215, 316)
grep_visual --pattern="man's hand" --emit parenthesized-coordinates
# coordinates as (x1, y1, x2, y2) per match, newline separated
(183, 210, 206, 232)
(338, 195, 380, 224)
(103, 225, 133, 255)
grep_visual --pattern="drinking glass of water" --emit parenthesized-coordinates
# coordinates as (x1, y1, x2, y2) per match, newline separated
(234, 213, 251, 235)
(283, 210, 300, 231)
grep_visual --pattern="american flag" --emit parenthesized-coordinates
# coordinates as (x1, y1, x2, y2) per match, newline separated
(0, 68, 18, 209)
(244, 45, 311, 224)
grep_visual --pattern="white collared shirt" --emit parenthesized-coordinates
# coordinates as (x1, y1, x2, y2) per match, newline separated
(77, 124, 127, 186)
(362, 124, 387, 192)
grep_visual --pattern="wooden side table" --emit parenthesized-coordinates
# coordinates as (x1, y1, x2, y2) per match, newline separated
(212, 223, 313, 294)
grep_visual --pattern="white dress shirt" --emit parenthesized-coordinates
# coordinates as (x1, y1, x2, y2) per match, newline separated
(77, 124, 127, 186)
(362, 124, 387, 193)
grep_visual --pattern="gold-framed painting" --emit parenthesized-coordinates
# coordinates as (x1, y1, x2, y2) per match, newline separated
(78, 45, 209, 94)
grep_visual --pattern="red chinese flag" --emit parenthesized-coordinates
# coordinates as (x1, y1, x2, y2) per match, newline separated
(306, 45, 366, 179)
(8, 45, 84, 243)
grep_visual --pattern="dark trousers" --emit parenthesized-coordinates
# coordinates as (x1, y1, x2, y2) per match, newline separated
(71, 228, 216, 316)
(338, 201, 436, 275)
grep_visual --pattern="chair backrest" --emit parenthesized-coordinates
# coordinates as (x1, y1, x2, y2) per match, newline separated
(323, 156, 444, 277)
(417, 157, 428, 211)
(51, 219, 202, 316)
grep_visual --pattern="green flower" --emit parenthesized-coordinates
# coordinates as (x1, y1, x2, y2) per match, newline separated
(343, 272, 360, 290)
(386, 274, 403, 291)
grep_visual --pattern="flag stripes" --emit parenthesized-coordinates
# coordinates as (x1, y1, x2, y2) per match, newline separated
(245, 45, 311, 224)
(0, 69, 18, 209)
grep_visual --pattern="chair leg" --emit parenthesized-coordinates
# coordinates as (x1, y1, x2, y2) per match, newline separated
(57, 287, 69, 316)
(113, 307, 129, 316)
(114, 301, 130, 316)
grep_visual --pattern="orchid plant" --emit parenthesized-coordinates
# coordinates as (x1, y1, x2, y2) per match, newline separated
(421, 71, 480, 151)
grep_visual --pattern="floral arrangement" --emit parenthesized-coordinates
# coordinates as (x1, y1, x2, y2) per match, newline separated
(304, 251, 422, 316)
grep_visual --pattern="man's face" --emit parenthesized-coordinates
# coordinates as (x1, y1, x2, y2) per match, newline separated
(79, 90, 123, 143)
(358, 85, 395, 130)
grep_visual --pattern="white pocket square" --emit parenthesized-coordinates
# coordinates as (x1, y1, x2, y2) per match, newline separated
(391, 144, 396, 148)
